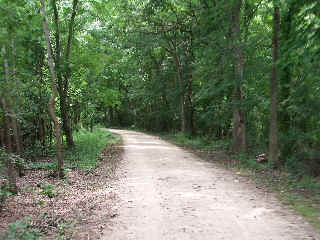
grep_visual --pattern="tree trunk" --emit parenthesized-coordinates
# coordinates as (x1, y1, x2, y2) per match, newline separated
(268, 2, 280, 167)
(11, 39, 24, 159)
(1, 46, 12, 154)
(0, 101, 12, 154)
(2, 41, 24, 177)
(41, 0, 64, 179)
(279, 2, 296, 159)
(59, 95, 74, 147)
(0, 99, 17, 193)
(0, 127, 4, 147)
(174, 55, 186, 134)
(52, 0, 79, 148)
(231, 0, 247, 154)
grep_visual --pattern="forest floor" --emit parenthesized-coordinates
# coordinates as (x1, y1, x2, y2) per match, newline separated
(102, 129, 320, 240)
(0, 138, 123, 239)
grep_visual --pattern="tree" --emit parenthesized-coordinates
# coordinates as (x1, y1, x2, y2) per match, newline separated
(52, 0, 79, 148)
(0, 46, 18, 193)
(231, 0, 247, 153)
(268, 0, 280, 166)
(40, 0, 64, 178)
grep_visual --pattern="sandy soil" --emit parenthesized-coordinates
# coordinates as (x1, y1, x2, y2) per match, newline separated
(103, 129, 320, 240)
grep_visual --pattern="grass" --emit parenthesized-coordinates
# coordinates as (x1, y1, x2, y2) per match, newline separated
(255, 173, 320, 230)
(63, 128, 120, 171)
(164, 132, 231, 151)
(25, 128, 120, 171)
(164, 132, 320, 231)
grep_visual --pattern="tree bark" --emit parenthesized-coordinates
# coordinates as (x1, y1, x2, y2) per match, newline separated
(52, 0, 79, 148)
(0, 127, 4, 147)
(11, 39, 24, 158)
(279, 2, 296, 159)
(1, 46, 17, 193)
(1, 46, 13, 154)
(0, 100, 17, 195)
(174, 54, 186, 134)
(2, 40, 24, 176)
(0, 100, 12, 154)
(231, 0, 247, 154)
(268, 2, 280, 166)
(41, 0, 64, 179)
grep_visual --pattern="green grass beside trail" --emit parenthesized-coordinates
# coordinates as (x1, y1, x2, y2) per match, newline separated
(64, 128, 120, 170)
(164, 132, 320, 231)
(26, 128, 120, 171)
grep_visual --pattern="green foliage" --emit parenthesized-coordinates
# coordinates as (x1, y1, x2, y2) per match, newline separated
(0, 182, 12, 211)
(0, 148, 25, 169)
(26, 161, 56, 171)
(64, 128, 118, 170)
(166, 132, 231, 152)
(56, 220, 75, 240)
(0, 0, 319, 206)
(24, 142, 55, 160)
(0, 218, 42, 240)
(39, 184, 57, 198)
(169, 132, 208, 149)
(24, 129, 117, 172)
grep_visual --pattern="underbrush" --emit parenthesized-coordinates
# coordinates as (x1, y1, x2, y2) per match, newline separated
(165, 132, 320, 230)
(63, 128, 119, 170)
(165, 132, 231, 151)
(26, 128, 119, 172)
(0, 218, 42, 240)
(0, 128, 121, 239)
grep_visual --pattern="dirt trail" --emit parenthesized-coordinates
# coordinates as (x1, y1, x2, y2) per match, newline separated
(103, 129, 319, 240)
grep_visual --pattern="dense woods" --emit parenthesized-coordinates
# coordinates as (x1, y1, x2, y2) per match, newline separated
(1, 0, 320, 237)
(1, 0, 320, 198)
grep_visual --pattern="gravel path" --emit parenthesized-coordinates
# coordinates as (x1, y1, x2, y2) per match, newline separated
(103, 129, 319, 240)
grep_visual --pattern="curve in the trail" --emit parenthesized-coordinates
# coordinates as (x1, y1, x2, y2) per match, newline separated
(103, 129, 319, 240)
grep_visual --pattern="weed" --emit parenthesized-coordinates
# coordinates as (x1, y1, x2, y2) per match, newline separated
(0, 217, 42, 240)
(56, 221, 75, 240)
(39, 184, 57, 198)
(25, 128, 117, 172)
(64, 128, 118, 170)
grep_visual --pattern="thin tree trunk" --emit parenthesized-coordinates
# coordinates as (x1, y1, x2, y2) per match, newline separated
(11, 39, 24, 158)
(62, 0, 78, 147)
(0, 127, 4, 147)
(231, 0, 247, 154)
(2, 40, 24, 177)
(52, 0, 78, 148)
(40, 0, 64, 179)
(59, 95, 74, 147)
(0, 100, 12, 154)
(279, 2, 296, 160)
(268, 2, 280, 167)
(0, 99, 17, 195)
(1, 46, 14, 154)
(0, 47, 17, 192)
(174, 55, 186, 134)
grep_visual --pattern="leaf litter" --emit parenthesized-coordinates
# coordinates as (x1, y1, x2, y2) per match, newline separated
(0, 141, 123, 239)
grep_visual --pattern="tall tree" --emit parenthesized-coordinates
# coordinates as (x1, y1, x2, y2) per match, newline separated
(231, 0, 247, 153)
(40, 0, 64, 178)
(269, 0, 280, 166)
(1, 46, 18, 193)
(52, 0, 79, 148)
